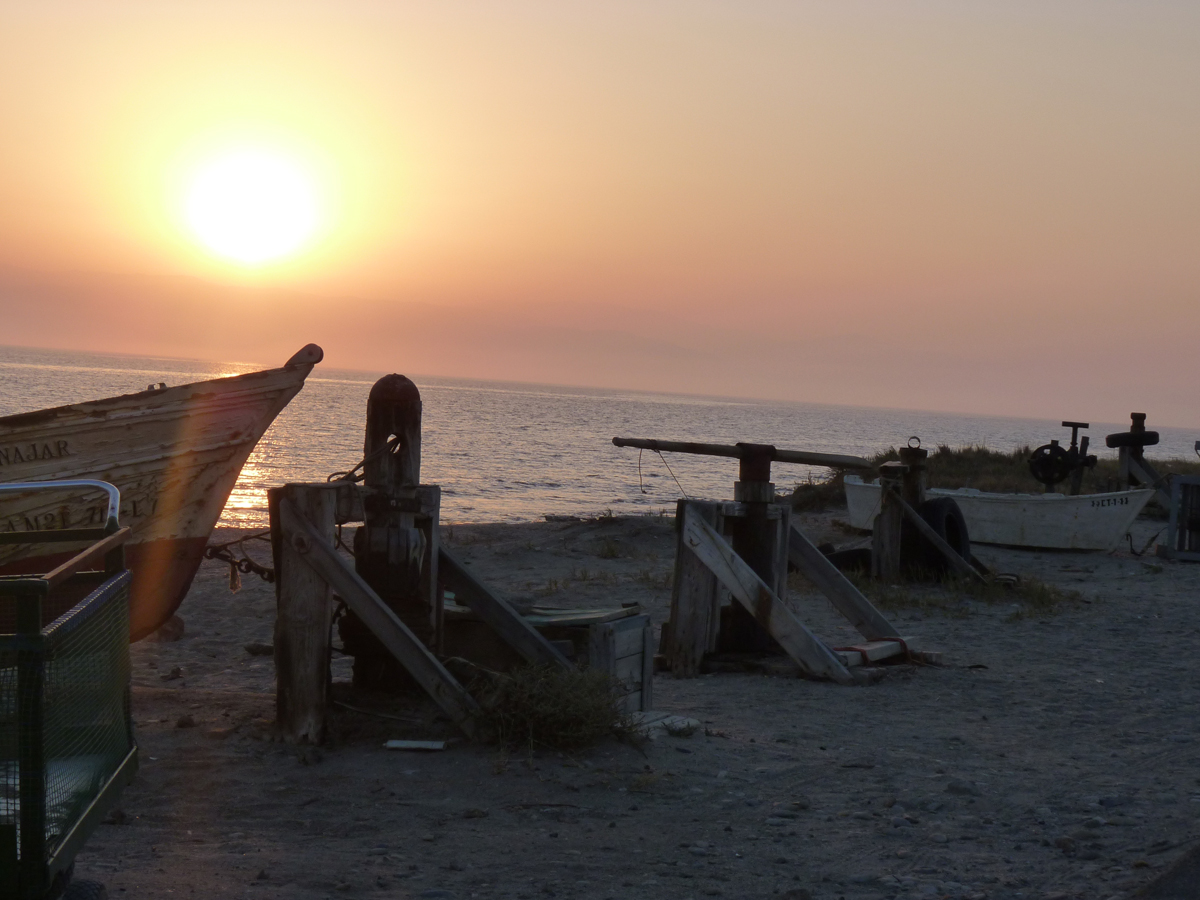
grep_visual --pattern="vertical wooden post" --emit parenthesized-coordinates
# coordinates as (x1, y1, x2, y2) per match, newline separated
(272, 484, 336, 743)
(343, 374, 434, 689)
(872, 462, 906, 581)
(720, 443, 781, 653)
(897, 445, 927, 508)
(665, 499, 723, 676)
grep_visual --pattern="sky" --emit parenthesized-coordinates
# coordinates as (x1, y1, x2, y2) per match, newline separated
(1, 1, 1198, 426)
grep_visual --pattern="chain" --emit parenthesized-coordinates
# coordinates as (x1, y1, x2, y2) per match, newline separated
(204, 529, 275, 585)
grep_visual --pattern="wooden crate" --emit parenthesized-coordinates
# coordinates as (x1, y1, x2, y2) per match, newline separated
(588, 614, 654, 713)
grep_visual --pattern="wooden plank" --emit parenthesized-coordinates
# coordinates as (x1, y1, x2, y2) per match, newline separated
(279, 499, 483, 740)
(273, 487, 335, 743)
(885, 486, 986, 583)
(439, 547, 572, 670)
(611, 619, 647, 659)
(681, 508, 855, 684)
(666, 500, 723, 677)
(835, 639, 910, 667)
(588, 620, 615, 675)
(787, 523, 900, 640)
(640, 624, 654, 712)
(614, 654, 642, 683)
(523, 606, 639, 626)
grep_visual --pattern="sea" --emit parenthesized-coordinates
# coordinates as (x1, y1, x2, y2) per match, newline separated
(2, 345, 1196, 529)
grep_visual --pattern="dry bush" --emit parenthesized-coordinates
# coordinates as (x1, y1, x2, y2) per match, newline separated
(786, 470, 847, 511)
(473, 665, 632, 751)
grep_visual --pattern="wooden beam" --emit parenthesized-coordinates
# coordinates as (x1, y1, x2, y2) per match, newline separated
(884, 485, 986, 583)
(438, 546, 572, 670)
(787, 523, 900, 641)
(279, 498, 483, 740)
(666, 500, 723, 676)
(274, 487, 336, 743)
(42, 527, 131, 590)
(680, 507, 855, 684)
(1127, 456, 1173, 508)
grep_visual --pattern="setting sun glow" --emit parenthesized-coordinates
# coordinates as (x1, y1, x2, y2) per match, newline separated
(184, 149, 319, 265)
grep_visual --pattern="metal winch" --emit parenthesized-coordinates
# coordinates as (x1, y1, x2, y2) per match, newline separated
(1028, 421, 1097, 494)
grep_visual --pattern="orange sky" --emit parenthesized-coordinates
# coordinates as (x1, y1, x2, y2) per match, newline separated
(1, 2, 1198, 425)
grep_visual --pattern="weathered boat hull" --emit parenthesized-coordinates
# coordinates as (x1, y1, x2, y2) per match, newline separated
(0, 345, 322, 639)
(844, 475, 1154, 551)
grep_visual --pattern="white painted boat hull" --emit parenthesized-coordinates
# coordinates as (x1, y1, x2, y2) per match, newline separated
(843, 475, 1154, 551)
(0, 346, 321, 639)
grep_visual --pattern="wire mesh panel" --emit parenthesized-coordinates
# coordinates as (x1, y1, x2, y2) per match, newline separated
(0, 569, 134, 898)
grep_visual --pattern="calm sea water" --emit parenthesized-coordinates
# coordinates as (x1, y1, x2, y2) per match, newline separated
(2, 345, 1196, 528)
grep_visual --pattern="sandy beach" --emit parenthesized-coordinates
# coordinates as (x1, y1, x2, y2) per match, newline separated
(71, 508, 1198, 900)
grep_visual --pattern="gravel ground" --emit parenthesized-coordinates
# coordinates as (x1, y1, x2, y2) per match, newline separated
(71, 510, 1199, 900)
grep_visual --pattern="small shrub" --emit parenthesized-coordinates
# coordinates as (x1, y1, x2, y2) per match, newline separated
(474, 666, 631, 751)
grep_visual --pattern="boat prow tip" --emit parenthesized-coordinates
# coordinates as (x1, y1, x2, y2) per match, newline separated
(285, 344, 324, 367)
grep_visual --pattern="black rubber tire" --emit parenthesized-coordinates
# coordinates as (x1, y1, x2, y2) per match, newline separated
(917, 497, 971, 573)
(1105, 430, 1160, 449)
(63, 879, 108, 900)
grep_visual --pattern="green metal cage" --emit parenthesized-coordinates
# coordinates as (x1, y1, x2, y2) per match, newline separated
(0, 481, 137, 900)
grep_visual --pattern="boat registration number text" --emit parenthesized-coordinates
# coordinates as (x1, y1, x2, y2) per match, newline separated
(1090, 496, 1129, 508)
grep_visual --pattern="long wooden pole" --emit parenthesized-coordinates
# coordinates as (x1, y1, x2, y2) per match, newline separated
(612, 437, 874, 471)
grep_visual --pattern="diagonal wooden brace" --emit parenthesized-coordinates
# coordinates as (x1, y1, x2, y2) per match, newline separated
(786, 523, 900, 641)
(883, 485, 986, 583)
(279, 498, 483, 740)
(680, 507, 855, 684)
(439, 546, 572, 670)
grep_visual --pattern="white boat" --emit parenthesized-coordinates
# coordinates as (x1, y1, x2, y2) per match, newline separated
(0, 344, 322, 640)
(843, 475, 1154, 551)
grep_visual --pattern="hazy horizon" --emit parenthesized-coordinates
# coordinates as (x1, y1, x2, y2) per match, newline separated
(5, 339, 1196, 438)
(2, 2, 1198, 427)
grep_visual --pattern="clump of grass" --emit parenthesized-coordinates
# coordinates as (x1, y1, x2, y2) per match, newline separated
(837, 568, 1083, 617)
(474, 665, 632, 751)
(786, 471, 847, 511)
(597, 538, 620, 559)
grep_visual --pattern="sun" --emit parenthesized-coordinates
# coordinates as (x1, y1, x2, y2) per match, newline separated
(184, 148, 320, 265)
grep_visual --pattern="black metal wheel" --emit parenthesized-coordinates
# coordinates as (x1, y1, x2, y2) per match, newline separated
(1028, 443, 1072, 487)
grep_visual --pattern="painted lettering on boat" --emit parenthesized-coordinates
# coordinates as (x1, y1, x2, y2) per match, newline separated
(0, 493, 159, 533)
(1089, 496, 1130, 508)
(0, 440, 70, 466)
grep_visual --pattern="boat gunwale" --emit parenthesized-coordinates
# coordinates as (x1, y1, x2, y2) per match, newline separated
(0, 362, 314, 430)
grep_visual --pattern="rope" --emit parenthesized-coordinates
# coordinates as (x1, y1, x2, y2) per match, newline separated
(655, 450, 689, 499)
(327, 434, 402, 483)
(1125, 528, 1165, 557)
